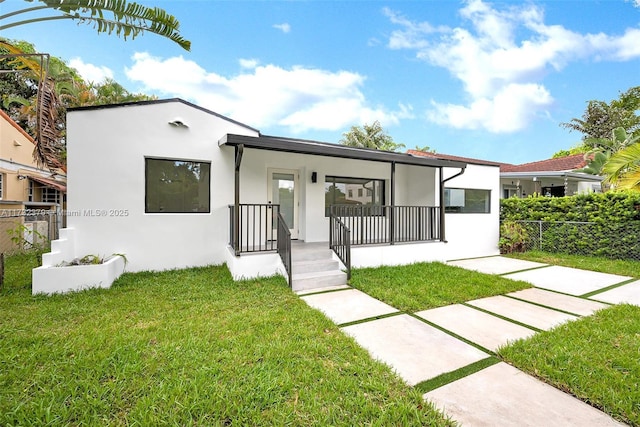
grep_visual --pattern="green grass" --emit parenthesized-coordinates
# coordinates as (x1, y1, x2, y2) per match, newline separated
(0, 257, 453, 426)
(349, 262, 532, 312)
(498, 304, 640, 426)
(507, 250, 640, 278)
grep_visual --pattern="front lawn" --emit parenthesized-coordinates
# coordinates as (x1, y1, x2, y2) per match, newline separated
(350, 262, 532, 312)
(0, 260, 452, 426)
(499, 304, 640, 426)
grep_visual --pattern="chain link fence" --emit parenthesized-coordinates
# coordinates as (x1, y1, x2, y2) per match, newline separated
(0, 208, 60, 254)
(506, 220, 640, 261)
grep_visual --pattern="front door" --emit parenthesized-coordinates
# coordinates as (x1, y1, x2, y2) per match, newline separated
(268, 168, 299, 239)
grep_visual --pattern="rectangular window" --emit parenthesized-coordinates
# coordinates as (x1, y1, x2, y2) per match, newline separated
(325, 176, 384, 216)
(0, 174, 3, 199)
(145, 158, 211, 213)
(444, 188, 491, 213)
(28, 180, 33, 202)
(41, 187, 60, 204)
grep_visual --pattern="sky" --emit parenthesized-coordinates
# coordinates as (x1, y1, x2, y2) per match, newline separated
(2, 0, 640, 164)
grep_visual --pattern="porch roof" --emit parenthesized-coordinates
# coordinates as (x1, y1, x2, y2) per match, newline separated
(219, 134, 467, 169)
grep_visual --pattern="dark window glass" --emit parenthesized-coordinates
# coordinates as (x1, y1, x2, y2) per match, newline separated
(145, 158, 211, 213)
(325, 176, 384, 216)
(444, 188, 491, 213)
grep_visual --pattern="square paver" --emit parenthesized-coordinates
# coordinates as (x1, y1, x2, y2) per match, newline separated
(591, 280, 640, 306)
(341, 314, 488, 385)
(467, 296, 577, 330)
(503, 266, 632, 296)
(447, 256, 547, 275)
(300, 288, 398, 324)
(508, 288, 610, 316)
(425, 362, 624, 426)
(415, 304, 536, 351)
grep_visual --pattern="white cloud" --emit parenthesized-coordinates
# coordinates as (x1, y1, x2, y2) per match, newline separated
(386, 0, 640, 133)
(125, 52, 412, 132)
(273, 23, 291, 33)
(68, 58, 114, 83)
(239, 58, 259, 69)
(428, 83, 552, 133)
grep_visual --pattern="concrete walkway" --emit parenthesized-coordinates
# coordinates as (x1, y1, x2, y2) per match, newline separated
(298, 256, 633, 426)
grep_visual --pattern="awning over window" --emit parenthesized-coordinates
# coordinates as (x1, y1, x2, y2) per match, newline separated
(28, 176, 67, 192)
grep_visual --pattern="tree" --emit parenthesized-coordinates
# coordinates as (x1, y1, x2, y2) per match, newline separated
(340, 121, 405, 152)
(0, 0, 190, 168)
(602, 143, 640, 191)
(0, 0, 190, 51)
(576, 127, 640, 176)
(560, 86, 640, 141)
(1, 39, 156, 167)
(414, 145, 436, 154)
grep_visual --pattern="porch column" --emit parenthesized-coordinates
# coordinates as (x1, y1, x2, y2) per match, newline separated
(439, 167, 446, 242)
(390, 161, 396, 244)
(234, 144, 244, 256)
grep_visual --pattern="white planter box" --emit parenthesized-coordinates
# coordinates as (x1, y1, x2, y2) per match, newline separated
(32, 255, 126, 295)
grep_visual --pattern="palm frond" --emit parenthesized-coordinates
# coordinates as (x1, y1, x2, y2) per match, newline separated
(603, 143, 640, 189)
(2, 0, 190, 50)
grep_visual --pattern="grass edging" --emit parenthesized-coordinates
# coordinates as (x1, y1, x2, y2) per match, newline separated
(415, 357, 500, 394)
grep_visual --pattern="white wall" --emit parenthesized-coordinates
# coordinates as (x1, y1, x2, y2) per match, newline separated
(66, 101, 259, 272)
(442, 163, 501, 260)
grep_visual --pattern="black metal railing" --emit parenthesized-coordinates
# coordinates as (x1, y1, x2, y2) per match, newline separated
(276, 211, 292, 288)
(330, 205, 440, 246)
(229, 204, 280, 254)
(329, 213, 351, 280)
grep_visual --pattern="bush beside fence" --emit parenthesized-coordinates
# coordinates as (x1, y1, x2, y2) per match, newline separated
(500, 191, 640, 261)
(505, 220, 640, 261)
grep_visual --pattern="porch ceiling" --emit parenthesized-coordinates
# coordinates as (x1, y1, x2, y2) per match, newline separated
(219, 134, 467, 169)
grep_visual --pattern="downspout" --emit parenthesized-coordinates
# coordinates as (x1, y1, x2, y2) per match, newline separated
(234, 144, 244, 256)
(439, 166, 466, 242)
(390, 161, 396, 244)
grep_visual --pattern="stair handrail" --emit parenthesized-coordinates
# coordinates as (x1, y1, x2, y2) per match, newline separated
(329, 212, 351, 280)
(276, 211, 292, 288)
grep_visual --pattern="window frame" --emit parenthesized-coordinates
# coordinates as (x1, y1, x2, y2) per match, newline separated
(145, 157, 212, 214)
(324, 175, 385, 217)
(444, 187, 491, 214)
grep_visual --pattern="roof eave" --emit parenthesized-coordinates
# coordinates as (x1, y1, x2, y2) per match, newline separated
(219, 134, 467, 169)
(500, 171, 604, 181)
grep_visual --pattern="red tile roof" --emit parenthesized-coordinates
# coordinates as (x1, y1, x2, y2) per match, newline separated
(407, 149, 587, 173)
(406, 149, 506, 166)
(500, 153, 587, 172)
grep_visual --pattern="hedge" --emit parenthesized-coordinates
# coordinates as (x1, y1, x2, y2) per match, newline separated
(500, 191, 640, 260)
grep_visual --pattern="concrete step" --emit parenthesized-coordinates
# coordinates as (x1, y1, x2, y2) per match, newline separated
(292, 270, 348, 291)
(291, 248, 333, 262)
(293, 258, 340, 275)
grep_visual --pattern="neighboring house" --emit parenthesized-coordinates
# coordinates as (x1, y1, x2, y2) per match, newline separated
(34, 99, 500, 294)
(408, 150, 603, 198)
(499, 154, 603, 198)
(0, 110, 67, 252)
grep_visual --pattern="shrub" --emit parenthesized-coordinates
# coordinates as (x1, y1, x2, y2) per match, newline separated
(500, 191, 640, 260)
(499, 221, 529, 254)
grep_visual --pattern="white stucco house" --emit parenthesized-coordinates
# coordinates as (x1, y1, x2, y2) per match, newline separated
(33, 99, 500, 294)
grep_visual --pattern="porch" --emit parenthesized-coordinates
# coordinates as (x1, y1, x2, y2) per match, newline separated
(220, 133, 469, 288)
(228, 202, 445, 291)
